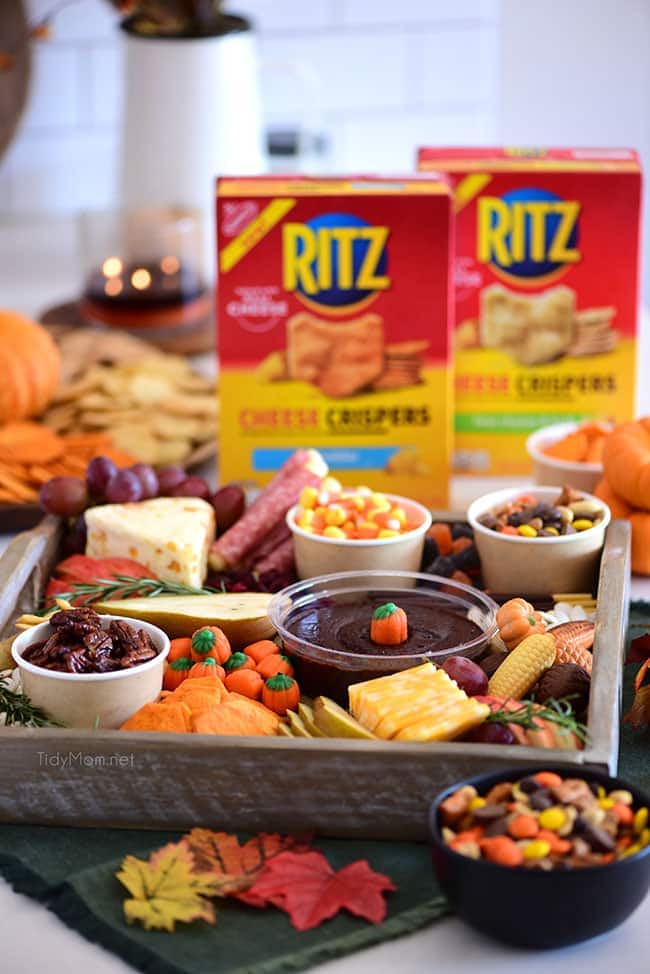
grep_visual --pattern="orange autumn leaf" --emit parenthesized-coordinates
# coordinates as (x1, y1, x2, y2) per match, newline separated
(181, 829, 311, 894)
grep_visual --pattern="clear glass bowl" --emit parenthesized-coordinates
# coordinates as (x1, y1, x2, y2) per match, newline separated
(268, 570, 498, 704)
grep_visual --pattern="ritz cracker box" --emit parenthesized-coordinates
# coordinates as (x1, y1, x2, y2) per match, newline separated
(216, 175, 454, 508)
(417, 147, 642, 476)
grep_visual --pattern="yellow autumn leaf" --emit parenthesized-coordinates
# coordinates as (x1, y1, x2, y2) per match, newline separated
(116, 842, 221, 932)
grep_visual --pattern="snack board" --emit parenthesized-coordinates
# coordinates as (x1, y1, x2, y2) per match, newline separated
(417, 147, 642, 476)
(216, 176, 453, 509)
(0, 513, 629, 840)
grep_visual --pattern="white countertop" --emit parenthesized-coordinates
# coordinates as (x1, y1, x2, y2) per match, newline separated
(1, 214, 649, 972)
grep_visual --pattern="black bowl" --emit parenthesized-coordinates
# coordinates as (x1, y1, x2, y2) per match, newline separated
(430, 765, 650, 949)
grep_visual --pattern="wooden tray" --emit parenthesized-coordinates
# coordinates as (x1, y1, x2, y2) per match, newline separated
(0, 516, 630, 840)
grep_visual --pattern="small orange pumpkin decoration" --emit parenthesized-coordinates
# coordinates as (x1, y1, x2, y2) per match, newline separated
(629, 511, 650, 575)
(594, 478, 650, 574)
(602, 418, 650, 509)
(0, 310, 61, 423)
(496, 598, 546, 651)
(593, 477, 633, 519)
(370, 602, 408, 645)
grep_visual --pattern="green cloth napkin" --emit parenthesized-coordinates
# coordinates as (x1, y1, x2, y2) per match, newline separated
(1, 604, 649, 974)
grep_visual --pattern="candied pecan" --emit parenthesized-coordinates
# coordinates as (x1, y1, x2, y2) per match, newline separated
(108, 619, 140, 656)
(82, 627, 113, 656)
(50, 607, 102, 633)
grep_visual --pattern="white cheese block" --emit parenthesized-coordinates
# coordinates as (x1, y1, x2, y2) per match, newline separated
(85, 497, 215, 587)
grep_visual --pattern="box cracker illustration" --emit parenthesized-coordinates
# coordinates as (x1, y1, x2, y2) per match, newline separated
(216, 175, 453, 508)
(418, 147, 642, 476)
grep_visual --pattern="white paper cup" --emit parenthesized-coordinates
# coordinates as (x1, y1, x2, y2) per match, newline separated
(467, 485, 611, 597)
(526, 422, 609, 493)
(12, 615, 170, 729)
(287, 494, 432, 580)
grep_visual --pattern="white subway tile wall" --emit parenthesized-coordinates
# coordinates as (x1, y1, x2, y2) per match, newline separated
(0, 0, 500, 212)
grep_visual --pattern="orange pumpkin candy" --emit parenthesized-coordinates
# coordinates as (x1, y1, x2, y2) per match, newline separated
(0, 310, 61, 423)
(496, 598, 546, 651)
(602, 418, 650, 509)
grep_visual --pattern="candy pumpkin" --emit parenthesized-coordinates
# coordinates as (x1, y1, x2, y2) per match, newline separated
(602, 418, 650, 509)
(191, 626, 231, 664)
(188, 657, 225, 681)
(496, 598, 546, 651)
(163, 657, 192, 691)
(0, 310, 61, 423)
(370, 602, 408, 645)
(262, 674, 300, 714)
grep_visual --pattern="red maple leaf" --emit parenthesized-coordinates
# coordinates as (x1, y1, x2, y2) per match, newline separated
(237, 851, 396, 930)
(627, 632, 650, 665)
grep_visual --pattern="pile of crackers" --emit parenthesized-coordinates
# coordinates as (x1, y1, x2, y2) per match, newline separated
(257, 311, 428, 397)
(569, 307, 619, 357)
(41, 357, 218, 467)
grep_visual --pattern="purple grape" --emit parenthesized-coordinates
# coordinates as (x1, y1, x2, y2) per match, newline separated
(63, 514, 87, 555)
(105, 470, 143, 504)
(442, 656, 488, 697)
(465, 722, 516, 746)
(169, 476, 211, 500)
(211, 484, 245, 533)
(128, 463, 159, 499)
(156, 466, 187, 494)
(39, 477, 89, 517)
(86, 456, 117, 497)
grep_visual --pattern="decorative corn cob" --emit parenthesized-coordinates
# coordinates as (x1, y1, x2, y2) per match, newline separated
(548, 621, 594, 674)
(348, 661, 489, 742)
(488, 633, 557, 699)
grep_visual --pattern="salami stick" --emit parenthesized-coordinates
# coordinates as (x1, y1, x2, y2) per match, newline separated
(254, 537, 295, 575)
(242, 520, 291, 569)
(209, 449, 327, 570)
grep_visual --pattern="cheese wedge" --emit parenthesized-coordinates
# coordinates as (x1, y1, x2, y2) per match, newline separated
(85, 497, 215, 587)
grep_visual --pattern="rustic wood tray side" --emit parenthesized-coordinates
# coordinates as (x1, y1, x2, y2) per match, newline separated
(0, 518, 630, 840)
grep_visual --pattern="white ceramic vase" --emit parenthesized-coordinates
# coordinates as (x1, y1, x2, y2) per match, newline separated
(119, 26, 266, 280)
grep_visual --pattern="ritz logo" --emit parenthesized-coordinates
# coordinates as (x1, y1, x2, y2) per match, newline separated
(282, 212, 390, 313)
(477, 187, 581, 285)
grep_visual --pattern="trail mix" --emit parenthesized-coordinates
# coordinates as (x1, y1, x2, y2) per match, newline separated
(23, 608, 158, 674)
(440, 771, 650, 869)
(478, 486, 606, 538)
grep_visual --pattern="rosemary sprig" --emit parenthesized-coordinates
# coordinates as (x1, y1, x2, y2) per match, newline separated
(37, 575, 221, 613)
(486, 696, 589, 744)
(0, 675, 62, 728)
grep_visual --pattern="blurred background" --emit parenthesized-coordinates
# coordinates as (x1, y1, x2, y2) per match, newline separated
(0, 0, 648, 295)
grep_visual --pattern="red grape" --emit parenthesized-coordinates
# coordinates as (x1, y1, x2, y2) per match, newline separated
(105, 470, 143, 504)
(86, 456, 117, 497)
(465, 722, 516, 746)
(442, 656, 488, 697)
(129, 463, 159, 499)
(169, 476, 211, 500)
(39, 477, 89, 517)
(156, 466, 187, 493)
(211, 484, 245, 533)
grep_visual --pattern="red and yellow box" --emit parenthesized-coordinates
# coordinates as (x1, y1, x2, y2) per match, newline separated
(216, 175, 454, 507)
(418, 147, 642, 476)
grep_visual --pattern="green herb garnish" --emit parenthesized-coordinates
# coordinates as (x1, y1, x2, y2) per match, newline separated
(0, 675, 62, 728)
(37, 575, 221, 613)
(486, 696, 589, 744)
